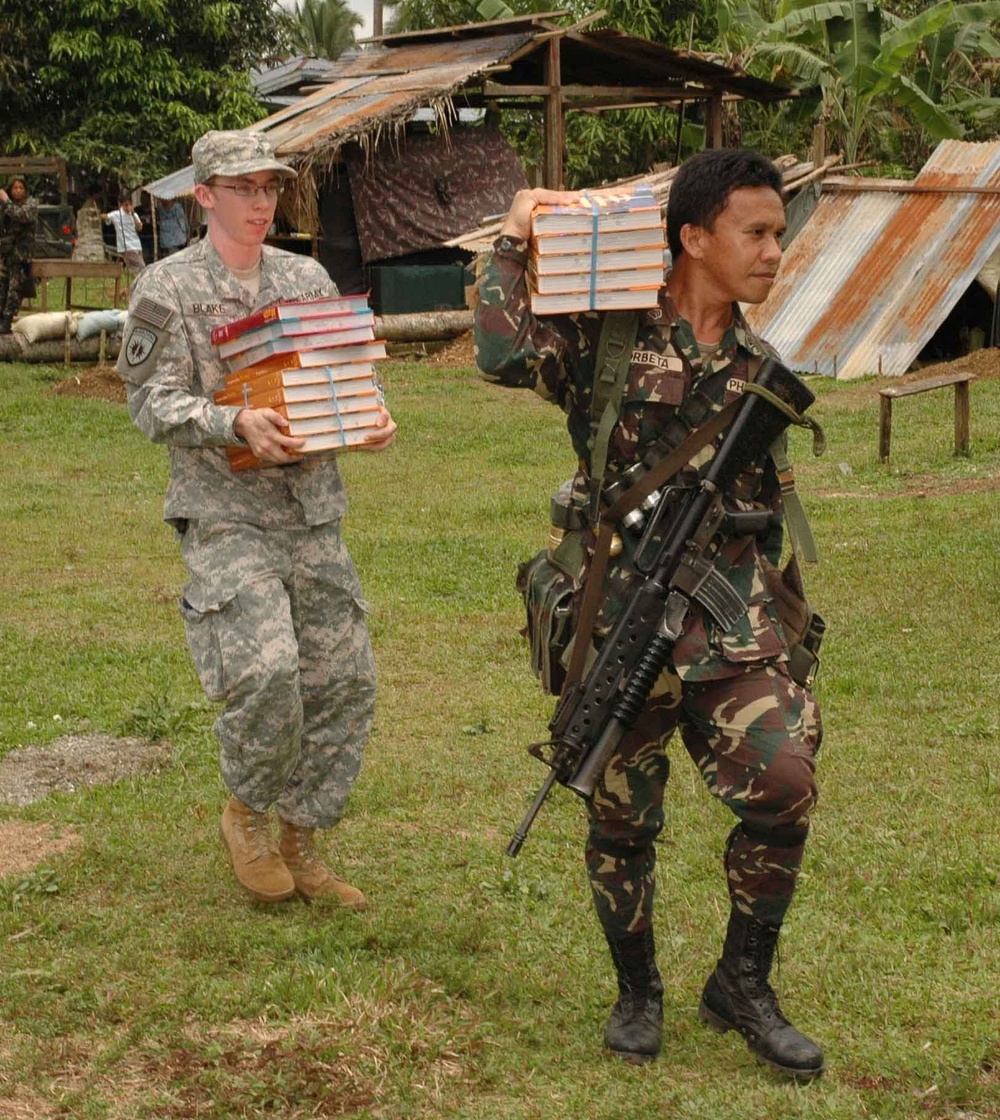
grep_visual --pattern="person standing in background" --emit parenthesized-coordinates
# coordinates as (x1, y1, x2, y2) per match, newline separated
(158, 198, 189, 256)
(0, 177, 38, 333)
(104, 193, 146, 277)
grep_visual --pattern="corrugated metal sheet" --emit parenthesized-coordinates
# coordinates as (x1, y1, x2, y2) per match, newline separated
(745, 140, 1000, 379)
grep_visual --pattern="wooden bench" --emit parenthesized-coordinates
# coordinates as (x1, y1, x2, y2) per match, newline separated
(878, 371, 975, 463)
(30, 258, 124, 312)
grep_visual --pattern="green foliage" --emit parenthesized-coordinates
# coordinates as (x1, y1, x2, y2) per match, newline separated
(720, 0, 1000, 164)
(287, 0, 363, 59)
(9, 868, 61, 905)
(0, 0, 288, 185)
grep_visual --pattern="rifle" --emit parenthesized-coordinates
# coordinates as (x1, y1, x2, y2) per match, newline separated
(507, 358, 816, 857)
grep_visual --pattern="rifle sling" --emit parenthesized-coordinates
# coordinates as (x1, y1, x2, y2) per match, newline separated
(562, 397, 743, 693)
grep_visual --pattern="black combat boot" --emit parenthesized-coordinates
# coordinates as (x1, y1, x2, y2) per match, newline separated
(603, 926, 664, 1062)
(698, 908, 825, 1081)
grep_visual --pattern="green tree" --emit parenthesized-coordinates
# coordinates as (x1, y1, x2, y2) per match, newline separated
(0, 0, 288, 185)
(288, 0, 363, 59)
(718, 0, 1000, 163)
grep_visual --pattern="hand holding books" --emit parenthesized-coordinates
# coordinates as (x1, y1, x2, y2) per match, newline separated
(213, 293, 396, 471)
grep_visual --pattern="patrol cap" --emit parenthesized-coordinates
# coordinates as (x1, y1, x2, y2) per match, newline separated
(192, 130, 297, 184)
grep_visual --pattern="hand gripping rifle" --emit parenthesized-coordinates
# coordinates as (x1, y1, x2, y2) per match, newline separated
(507, 358, 817, 857)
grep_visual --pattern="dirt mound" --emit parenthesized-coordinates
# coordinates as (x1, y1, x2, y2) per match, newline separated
(48, 365, 126, 404)
(430, 330, 477, 368)
(904, 348, 1000, 383)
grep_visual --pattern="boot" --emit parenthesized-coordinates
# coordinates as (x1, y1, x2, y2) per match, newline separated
(698, 908, 825, 1081)
(219, 796, 296, 902)
(602, 927, 664, 1062)
(278, 820, 367, 910)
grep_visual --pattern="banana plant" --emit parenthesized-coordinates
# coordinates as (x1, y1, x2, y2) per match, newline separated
(718, 0, 1000, 162)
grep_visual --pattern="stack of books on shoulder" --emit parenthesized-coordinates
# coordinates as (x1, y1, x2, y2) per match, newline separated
(528, 185, 666, 315)
(211, 294, 387, 471)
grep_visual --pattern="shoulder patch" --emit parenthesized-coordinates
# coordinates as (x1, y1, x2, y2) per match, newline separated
(133, 297, 175, 331)
(123, 325, 159, 367)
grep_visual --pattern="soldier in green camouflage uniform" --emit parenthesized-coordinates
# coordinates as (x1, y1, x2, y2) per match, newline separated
(474, 149, 825, 1080)
(0, 178, 38, 333)
(117, 130, 397, 908)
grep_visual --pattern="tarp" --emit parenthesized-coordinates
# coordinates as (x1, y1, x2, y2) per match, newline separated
(344, 127, 528, 264)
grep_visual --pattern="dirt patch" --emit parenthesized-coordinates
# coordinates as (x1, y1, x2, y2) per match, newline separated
(47, 365, 126, 404)
(430, 330, 477, 369)
(905, 348, 1000, 384)
(0, 821, 82, 879)
(0, 735, 171, 877)
(0, 734, 171, 808)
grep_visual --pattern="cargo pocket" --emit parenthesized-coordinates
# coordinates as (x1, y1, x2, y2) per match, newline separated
(711, 601, 787, 665)
(350, 596, 378, 682)
(178, 591, 238, 702)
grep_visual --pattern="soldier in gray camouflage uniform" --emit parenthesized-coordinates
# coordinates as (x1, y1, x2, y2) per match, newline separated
(474, 149, 825, 1080)
(117, 130, 397, 908)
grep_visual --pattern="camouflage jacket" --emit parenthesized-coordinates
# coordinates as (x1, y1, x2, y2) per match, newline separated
(0, 196, 38, 259)
(117, 238, 347, 530)
(473, 235, 792, 681)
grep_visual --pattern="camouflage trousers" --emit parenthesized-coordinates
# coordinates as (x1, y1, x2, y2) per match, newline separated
(0, 251, 26, 322)
(586, 661, 821, 938)
(179, 519, 377, 829)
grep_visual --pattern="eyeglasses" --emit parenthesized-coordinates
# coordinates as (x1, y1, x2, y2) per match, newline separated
(211, 181, 284, 199)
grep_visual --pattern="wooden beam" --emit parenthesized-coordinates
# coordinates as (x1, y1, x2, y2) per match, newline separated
(485, 81, 691, 99)
(825, 177, 1000, 195)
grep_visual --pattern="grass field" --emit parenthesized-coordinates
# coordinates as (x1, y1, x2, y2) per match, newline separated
(1, 354, 998, 1119)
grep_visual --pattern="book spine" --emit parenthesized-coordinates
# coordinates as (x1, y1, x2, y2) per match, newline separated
(210, 306, 280, 346)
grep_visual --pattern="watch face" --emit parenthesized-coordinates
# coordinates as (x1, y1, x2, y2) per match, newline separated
(500, 237, 512, 250)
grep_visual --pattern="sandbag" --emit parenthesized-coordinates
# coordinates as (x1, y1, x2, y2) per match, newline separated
(77, 309, 127, 341)
(12, 311, 76, 344)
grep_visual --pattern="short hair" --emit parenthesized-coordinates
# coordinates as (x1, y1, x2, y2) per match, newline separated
(119, 190, 132, 205)
(667, 148, 784, 260)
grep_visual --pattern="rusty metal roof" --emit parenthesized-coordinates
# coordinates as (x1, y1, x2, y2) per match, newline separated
(745, 140, 1000, 379)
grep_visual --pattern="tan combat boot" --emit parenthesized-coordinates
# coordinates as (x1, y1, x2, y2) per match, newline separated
(278, 820, 367, 910)
(220, 796, 296, 902)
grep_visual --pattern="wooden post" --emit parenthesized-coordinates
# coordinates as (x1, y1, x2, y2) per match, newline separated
(543, 36, 564, 189)
(955, 378, 970, 455)
(810, 122, 826, 168)
(706, 94, 724, 149)
(879, 394, 892, 462)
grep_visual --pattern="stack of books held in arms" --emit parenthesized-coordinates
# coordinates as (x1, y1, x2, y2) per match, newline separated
(528, 184, 666, 315)
(211, 294, 387, 471)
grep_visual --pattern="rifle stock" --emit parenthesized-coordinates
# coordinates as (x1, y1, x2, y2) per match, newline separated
(507, 358, 815, 856)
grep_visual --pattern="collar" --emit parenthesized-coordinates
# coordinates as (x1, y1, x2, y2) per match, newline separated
(199, 238, 283, 309)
